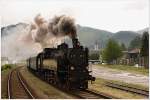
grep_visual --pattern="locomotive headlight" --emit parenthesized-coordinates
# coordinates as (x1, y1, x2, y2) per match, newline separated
(70, 66, 75, 70)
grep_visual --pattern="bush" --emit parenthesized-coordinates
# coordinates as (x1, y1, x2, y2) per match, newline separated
(89, 53, 99, 60)
(1, 64, 12, 71)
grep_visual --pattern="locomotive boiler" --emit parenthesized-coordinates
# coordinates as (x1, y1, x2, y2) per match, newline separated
(27, 38, 95, 90)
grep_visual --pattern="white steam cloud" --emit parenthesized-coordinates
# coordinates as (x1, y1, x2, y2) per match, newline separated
(2, 14, 77, 62)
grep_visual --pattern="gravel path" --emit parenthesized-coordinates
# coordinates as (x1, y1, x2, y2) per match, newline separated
(91, 65, 149, 86)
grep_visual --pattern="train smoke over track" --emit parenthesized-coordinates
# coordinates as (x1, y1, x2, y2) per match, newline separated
(48, 15, 76, 38)
(27, 14, 77, 48)
(2, 14, 77, 62)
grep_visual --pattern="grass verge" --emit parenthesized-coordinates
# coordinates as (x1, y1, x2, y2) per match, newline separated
(89, 78, 148, 99)
(97, 64, 149, 76)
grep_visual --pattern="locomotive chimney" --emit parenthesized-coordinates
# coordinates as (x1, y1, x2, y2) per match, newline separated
(72, 38, 80, 48)
(72, 37, 80, 48)
(70, 28, 80, 48)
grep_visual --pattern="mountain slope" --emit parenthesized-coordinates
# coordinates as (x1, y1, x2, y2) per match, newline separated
(77, 25, 113, 49)
(1, 23, 28, 37)
(111, 31, 140, 47)
(137, 27, 149, 34)
(1, 23, 144, 50)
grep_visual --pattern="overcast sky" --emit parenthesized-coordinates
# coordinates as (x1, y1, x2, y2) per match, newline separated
(0, 0, 149, 32)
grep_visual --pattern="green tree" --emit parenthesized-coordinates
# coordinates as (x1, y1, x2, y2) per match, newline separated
(121, 43, 126, 51)
(140, 32, 149, 56)
(102, 39, 122, 63)
(129, 36, 141, 50)
(89, 53, 99, 60)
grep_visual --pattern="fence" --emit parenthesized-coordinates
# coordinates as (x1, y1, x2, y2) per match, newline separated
(111, 56, 149, 68)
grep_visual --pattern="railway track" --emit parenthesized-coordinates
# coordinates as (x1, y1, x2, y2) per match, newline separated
(7, 67, 35, 99)
(29, 69, 119, 99)
(70, 89, 118, 99)
(106, 82, 149, 97)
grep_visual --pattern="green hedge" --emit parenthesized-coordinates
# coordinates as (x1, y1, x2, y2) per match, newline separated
(1, 64, 12, 71)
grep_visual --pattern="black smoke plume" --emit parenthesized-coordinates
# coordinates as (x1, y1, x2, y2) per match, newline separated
(48, 15, 77, 38)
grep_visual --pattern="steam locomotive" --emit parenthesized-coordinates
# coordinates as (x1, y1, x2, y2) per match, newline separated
(27, 38, 95, 90)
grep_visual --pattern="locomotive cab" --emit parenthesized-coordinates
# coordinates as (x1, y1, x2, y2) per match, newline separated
(65, 38, 95, 89)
